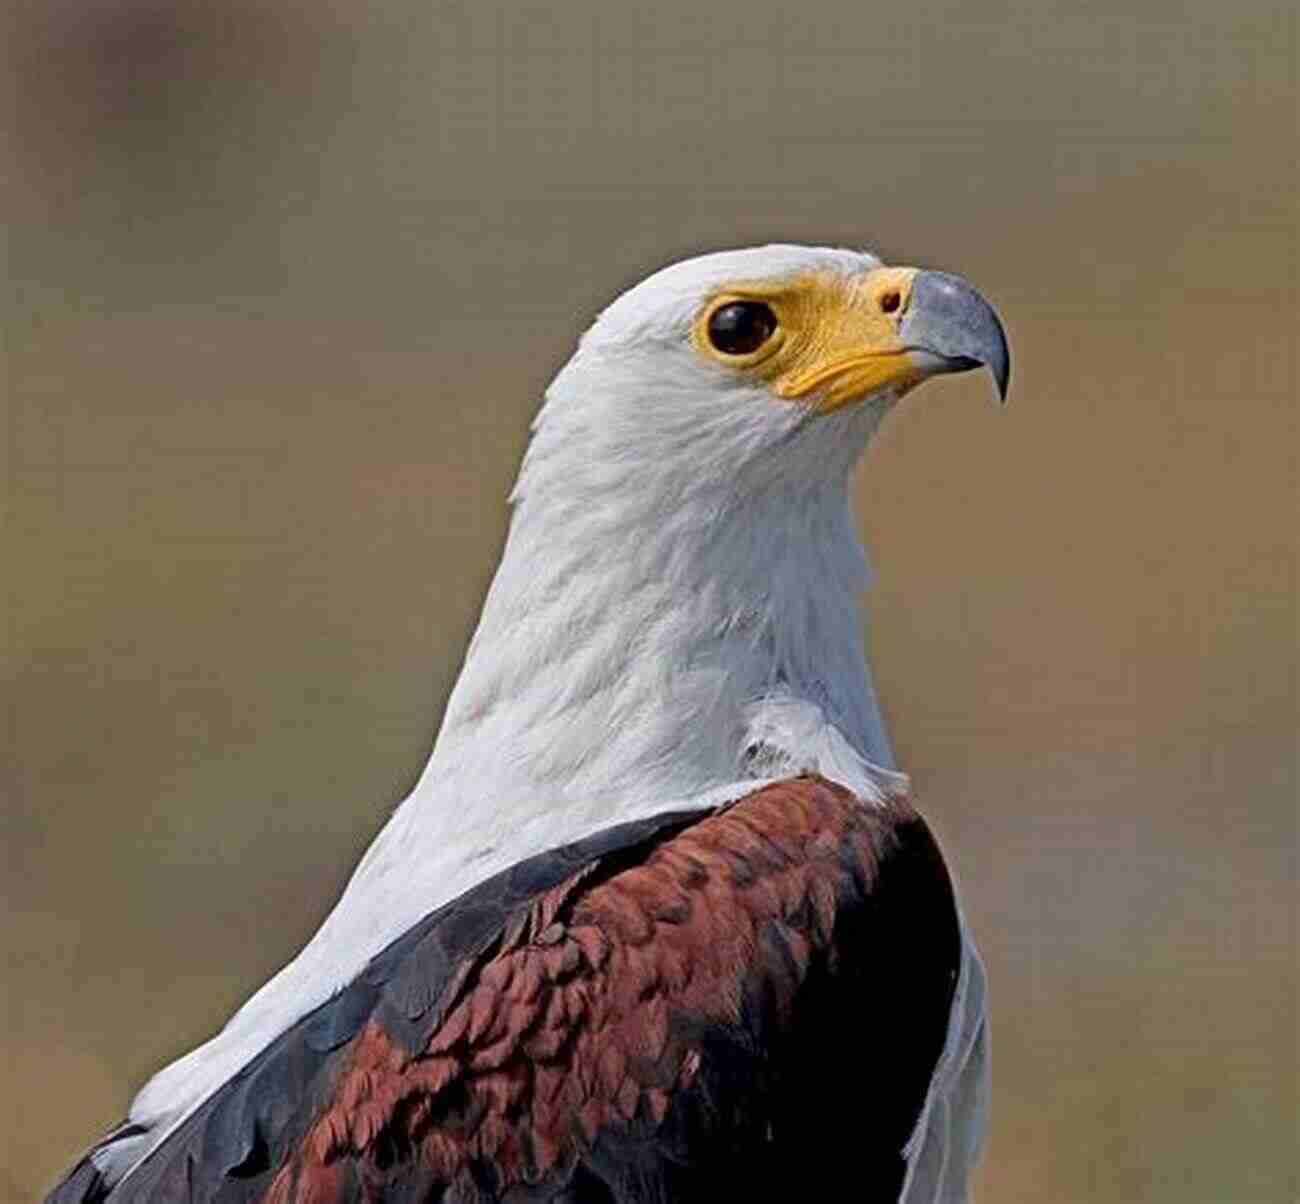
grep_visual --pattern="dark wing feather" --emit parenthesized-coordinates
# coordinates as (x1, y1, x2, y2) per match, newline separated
(47, 776, 959, 1204)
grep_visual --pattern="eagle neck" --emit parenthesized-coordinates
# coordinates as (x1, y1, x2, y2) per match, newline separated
(419, 430, 892, 815)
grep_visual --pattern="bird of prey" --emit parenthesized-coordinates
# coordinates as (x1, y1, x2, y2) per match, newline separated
(50, 244, 1008, 1204)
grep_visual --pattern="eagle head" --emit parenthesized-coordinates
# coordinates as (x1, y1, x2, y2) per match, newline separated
(521, 244, 1008, 509)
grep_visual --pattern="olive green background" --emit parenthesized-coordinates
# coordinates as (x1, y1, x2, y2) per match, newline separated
(5, 1, 1295, 1199)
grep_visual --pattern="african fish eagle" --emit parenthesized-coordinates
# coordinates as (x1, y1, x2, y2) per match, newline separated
(50, 244, 1009, 1203)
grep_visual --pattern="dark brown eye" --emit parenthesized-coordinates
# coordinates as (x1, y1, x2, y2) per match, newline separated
(707, 301, 777, 355)
(880, 290, 901, 314)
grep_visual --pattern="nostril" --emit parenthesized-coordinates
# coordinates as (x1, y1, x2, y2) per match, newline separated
(880, 290, 901, 314)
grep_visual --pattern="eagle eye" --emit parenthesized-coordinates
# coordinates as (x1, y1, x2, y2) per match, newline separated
(706, 301, 777, 356)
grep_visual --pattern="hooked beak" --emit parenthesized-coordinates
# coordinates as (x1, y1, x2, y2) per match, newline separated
(900, 270, 1010, 403)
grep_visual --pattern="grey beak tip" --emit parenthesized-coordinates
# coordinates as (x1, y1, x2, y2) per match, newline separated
(993, 360, 1010, 405)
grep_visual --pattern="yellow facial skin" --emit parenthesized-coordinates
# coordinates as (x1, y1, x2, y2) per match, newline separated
(690, 267, 923, 413)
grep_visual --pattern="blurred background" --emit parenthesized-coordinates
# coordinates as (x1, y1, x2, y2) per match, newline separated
(4, 1, 1295, 1199)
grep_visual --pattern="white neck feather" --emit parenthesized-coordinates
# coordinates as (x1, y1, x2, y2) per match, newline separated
(416, 368, 900, 823)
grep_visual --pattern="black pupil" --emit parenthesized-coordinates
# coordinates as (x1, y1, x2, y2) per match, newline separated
(707, 301, 776, 355)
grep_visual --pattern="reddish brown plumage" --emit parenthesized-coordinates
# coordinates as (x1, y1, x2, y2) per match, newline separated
(48, 775, 958, 1203)
(256, 776, 957, 1203)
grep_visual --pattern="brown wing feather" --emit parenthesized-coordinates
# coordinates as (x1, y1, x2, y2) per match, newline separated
(268, 776, 959, 1203)
(49, 775, 959, 1203)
